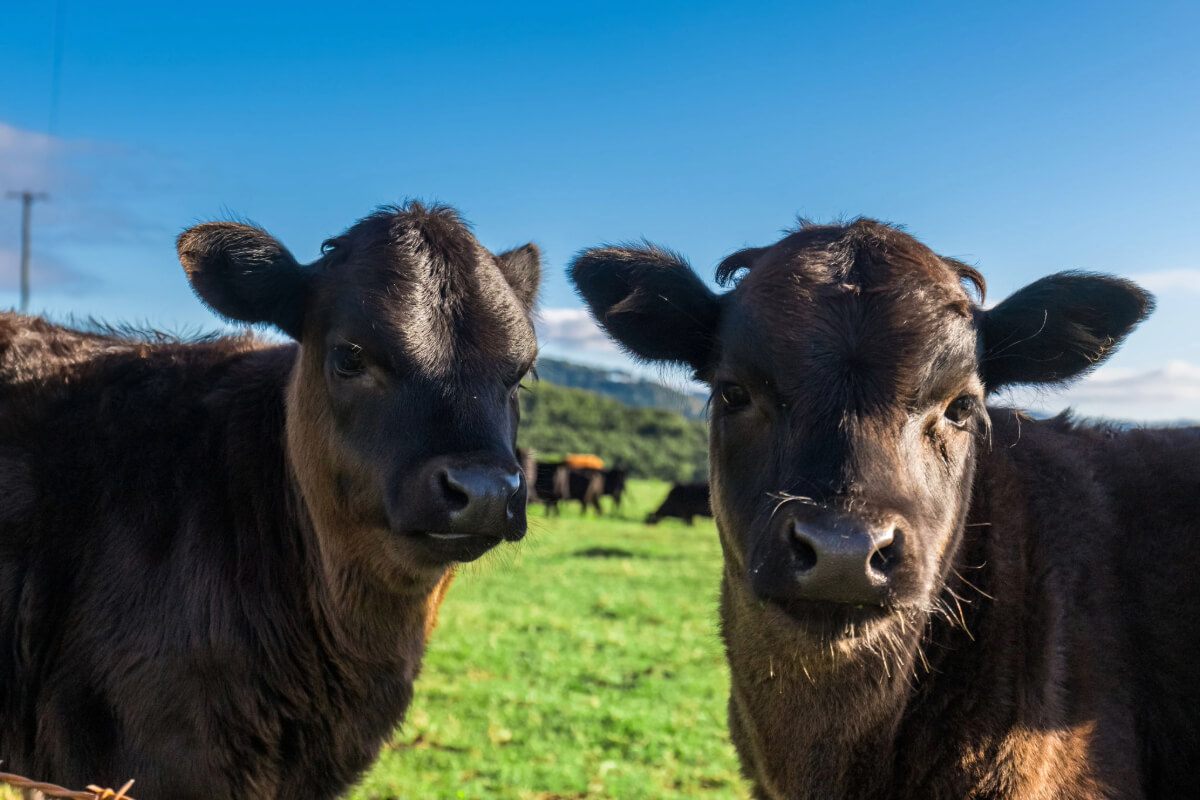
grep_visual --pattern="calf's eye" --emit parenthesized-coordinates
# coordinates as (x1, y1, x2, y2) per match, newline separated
(719, 382, 751, 412)
(331, 345, 366, 378)
(944, 395, 975, 425)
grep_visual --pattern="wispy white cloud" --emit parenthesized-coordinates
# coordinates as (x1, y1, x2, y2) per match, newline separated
(1066, 361, 1200, 404)
(0, 121, 191, 308)
(535, 307, 625, 359)
(0, 247, 99, 294)
(0, 124, 57, 153)
(1, 121, 181, 246)
(1001, 361, 1200, 423)
(535, 306, 709, 399)
(1131, 269, 1200, 294)
(0, 121, 72, 193)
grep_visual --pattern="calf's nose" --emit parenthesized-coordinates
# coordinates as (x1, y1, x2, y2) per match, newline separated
(433, 462, 526, 540)
(790, 518, 897, 606)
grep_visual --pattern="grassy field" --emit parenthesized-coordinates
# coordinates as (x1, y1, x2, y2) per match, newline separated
(350, 479, 746, 799)
(1, 480, 747, 800)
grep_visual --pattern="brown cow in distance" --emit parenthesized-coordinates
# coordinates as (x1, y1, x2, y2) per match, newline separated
(0, 203, 540, 799)
(572, 218, 1200, 799)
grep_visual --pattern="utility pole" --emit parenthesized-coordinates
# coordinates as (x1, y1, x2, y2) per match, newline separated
(6, 191, 49, 313)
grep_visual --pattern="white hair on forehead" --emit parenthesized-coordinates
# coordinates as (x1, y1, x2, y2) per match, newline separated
(398, 229, 460, 377)
(396, 235, 531, 380)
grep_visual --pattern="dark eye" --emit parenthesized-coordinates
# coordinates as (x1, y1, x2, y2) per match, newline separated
(944, 395, 976, 425)
(718, 381, 751, 412)
(331, 345, 366, 378)
(509, 364, 534, 395)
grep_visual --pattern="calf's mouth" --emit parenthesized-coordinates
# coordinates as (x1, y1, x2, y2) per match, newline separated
(756, 594, 897, 641)
(411, 531, 508, 563)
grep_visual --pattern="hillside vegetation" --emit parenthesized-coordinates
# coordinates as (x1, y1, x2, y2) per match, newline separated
(535, 358, 707, 420)
(518, 380, 708, 483)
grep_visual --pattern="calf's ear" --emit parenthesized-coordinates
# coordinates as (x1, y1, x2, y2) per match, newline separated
(496, 243, 541, 313)
(981, 271, 1153, 391)
(177, 223, 310, 340)
(569, 244, 720, 375)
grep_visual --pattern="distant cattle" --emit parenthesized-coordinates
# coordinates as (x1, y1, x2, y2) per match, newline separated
(0, 203, 541, 799)
(602, 468, 628, 509)
(529, 460, 624, 515)
(530, 460, 572, 514)
(573, 218, 1200, 798)
(645, 482, 710, 525)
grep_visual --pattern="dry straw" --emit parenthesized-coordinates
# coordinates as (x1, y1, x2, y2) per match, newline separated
(0, 768, 135, 800)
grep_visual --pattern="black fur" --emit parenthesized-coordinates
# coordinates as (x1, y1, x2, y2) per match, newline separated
(0, 202, 541, 799)
(570, 244, 720, 373)
(178, 223, 311, 340)
(981, 271, 1153, 390)
(495, 243, 542, 311)
(569, 218, 1195, 799)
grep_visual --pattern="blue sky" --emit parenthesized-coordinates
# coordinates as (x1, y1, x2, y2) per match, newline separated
(2, 1, 1198, 420)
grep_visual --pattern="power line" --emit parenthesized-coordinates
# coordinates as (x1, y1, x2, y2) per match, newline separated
(48, 0, 66, 135)
(6, 192, 50, 314)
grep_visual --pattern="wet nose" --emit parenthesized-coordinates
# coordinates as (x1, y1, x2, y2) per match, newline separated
(392, 454, 528, 543)
(789, 518, 898, 606)
(433, 462, 526, 540)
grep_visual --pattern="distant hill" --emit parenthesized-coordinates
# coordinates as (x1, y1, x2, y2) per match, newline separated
(518, 379, 708, 483)
(534, 358, 708, 420)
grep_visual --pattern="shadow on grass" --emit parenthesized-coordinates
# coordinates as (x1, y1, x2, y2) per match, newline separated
(570, 546, 683, 561)
(572, 546, 639, 558)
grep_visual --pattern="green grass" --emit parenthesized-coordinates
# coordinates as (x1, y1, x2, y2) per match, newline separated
(0, 480, 747, 800)
(350, 479, 746, 799)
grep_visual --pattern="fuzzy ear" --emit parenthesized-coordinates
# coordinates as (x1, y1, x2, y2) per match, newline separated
(177, 223, 310, 340)
(569, 244, 721, 374)
(981, 271, 1153, 391)
(496, 243, 541, 313)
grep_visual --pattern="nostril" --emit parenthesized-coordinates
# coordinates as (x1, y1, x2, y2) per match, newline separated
(869, 543, 894, 574)
(507, 478, 526, 518)
(793, 537, 818, 572)
(869, 530, 899, 575)
(438, 471, 470, 513)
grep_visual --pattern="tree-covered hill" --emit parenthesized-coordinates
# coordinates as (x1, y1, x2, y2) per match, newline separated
(518, 379, 708, 483)
(535, 358, 707, 420)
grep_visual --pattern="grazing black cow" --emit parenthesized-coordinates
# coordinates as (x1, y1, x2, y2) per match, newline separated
(530, 460, 566, 512)
(572, 218, 1200, 799)
(0, 203, 540, 799)
(645, 482, 711, 525)
(602, 468, 628, 510)
(529, 460, 606, 515)
(567, 468, 606, 515)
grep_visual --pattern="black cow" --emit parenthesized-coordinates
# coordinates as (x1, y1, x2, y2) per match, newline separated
(645, 482, 711, 525)
(0, 203, 540, 799)
(602, 468, 628, 510)
(529, 460, 563, 510)
(573, 218, 1200, 799)
(529, 460, 604, 515)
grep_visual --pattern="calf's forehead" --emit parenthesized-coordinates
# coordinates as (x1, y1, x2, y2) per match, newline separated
(317, 213, 536, 379)
(717, 230, 981, 408)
